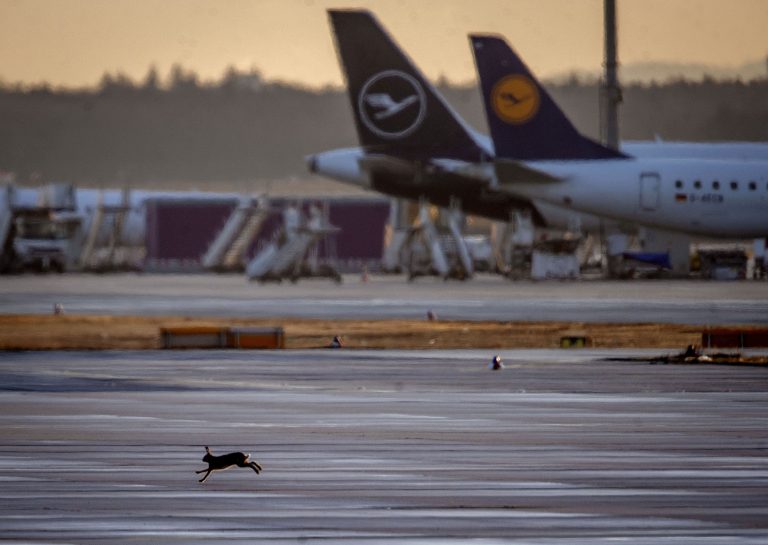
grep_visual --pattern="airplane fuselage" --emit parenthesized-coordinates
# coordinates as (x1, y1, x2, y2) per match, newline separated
(309, 147, 768, 237)
(496, 158, 768, 238)
(308, 147, 538, 223)
(309, 147, 612, 230)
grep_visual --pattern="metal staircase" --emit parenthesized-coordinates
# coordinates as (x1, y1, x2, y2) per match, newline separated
(0, 186, 14, 272)
(79, 189, 135, 271)
(404, 203, 473, 280)
(202, 197, 267, 271)
(246, 203, 341, 283)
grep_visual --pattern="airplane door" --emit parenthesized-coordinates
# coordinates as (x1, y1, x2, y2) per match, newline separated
(640, 172, 660, 211)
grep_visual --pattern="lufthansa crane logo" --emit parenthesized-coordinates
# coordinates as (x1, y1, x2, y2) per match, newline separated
(491, 74, 540, 124)
(358, 70, 427, 139)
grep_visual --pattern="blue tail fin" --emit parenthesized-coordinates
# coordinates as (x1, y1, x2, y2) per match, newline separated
(329, 9, 487, 162)
(470, 34, 627, 161)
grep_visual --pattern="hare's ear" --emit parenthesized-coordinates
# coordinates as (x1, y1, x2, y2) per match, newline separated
(204, 446, 211, 454)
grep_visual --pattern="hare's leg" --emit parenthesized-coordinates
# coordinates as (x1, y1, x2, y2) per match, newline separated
(198, 470, 212, 483)
(195, 468, 208, 474)
(246, 461, 261, 473)
(237, 460, 260, 474)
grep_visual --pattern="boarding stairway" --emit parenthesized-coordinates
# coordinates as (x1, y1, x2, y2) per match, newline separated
(0, 186, 14, 272)
(202, 197, 267, 271)
(495, 210, 535, 278)
(404, 204, 473, 280)
(445, 210, 474, 278)
(79, 189, 138, 271)
(246, 204, 341, 283)
(247, 232, 313, 280)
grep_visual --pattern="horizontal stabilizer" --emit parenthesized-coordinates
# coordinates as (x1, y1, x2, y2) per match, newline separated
(360, 154, 492, 188)
(494, 160, 560, 184)
(358, 154, 416, 177)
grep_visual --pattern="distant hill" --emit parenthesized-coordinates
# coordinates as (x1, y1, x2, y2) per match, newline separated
(1, 70, 766, 188)
(549, 59, 767, 84)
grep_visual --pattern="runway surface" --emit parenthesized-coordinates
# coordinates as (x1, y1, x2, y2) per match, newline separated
(1, 349, 767, 544)
(1, 273, 768, 324)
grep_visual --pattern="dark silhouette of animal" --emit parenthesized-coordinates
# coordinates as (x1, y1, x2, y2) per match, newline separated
(196, 446, 262, 483)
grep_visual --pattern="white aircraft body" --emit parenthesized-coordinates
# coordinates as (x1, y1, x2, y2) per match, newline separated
(311, 10, 768, 238)
(483, 158, 767, 237)
(469, 34, 768, 239)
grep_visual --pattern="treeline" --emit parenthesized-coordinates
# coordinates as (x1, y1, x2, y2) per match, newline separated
(1, 67, 766, 186)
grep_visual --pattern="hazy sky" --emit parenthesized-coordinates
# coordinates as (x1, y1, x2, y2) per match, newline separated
(1, 0, 766, 88)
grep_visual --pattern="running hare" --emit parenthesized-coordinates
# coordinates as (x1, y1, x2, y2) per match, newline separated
(196, 446, 262, 483)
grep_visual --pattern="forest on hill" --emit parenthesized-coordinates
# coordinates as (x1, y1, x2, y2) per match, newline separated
(1, 67, 766, 187)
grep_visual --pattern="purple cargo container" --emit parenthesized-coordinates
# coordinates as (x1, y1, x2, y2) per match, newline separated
(245, 198, 390, 272)
(329, 199, 389, 270)
(143, 196, 391, 273)
(144, 197, 237, 271)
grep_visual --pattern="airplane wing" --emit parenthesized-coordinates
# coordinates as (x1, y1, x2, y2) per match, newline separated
(358, 154, 417, 177)
(355, 153, 547, 226)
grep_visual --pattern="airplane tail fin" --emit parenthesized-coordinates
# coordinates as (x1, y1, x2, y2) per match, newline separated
(329, 9, 487, 162)
(469, 34, 627, 160)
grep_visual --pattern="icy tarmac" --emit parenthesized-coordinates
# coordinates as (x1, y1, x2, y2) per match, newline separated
(1, 349, 767, 544)
(2, 273, 768, 324)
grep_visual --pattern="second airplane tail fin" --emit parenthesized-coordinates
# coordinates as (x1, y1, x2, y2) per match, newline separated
(470, 34, 627, 161)
(329, 9, 487, 162)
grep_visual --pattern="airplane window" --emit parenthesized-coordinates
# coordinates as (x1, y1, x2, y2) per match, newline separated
(675, 180, 683, 189)
(712, 181, 720, 190)
(693, 180, 702, 189)
(748, 181, 757, 191)
(730, 181, 739, 190)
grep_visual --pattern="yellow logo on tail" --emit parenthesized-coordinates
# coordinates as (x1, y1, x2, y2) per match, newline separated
(491, 75, 540, 124)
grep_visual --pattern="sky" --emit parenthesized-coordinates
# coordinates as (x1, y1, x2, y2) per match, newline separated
(0, 0, 766, 89)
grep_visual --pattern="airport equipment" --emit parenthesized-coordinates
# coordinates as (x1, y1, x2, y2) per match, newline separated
(560, 335, 590, 348)
(494, 210, 535, 278)
(702, 328, 768, 349)
(37, 182, 77, 210)
(753, 239, 767, 279)
(79, 188, 143, 271)
(246, 204, 341, 283)
(381, 227, 408, 273)
(160, 326, 285, 349)
(463, 235, 494, 272)
(0, 185, 15, 272)
(227, 327, 285, 349)
(2, 183, 84, 273)
(531, 238, 581, 280)
(401, 203, 473, 281)
(144, 196, 240, 272)
(202, 196, 268, 271)
(381, 200, 417, 273)
(697, 249, 748, 280)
